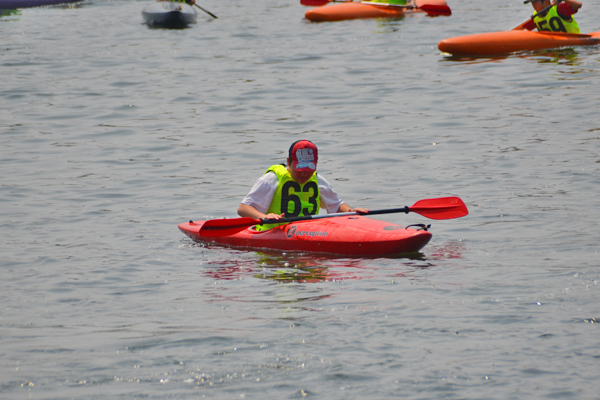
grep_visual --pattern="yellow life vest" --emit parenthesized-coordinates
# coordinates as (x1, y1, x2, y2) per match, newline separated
(257, 164, 321, 231)
(533, 6, 580, 34)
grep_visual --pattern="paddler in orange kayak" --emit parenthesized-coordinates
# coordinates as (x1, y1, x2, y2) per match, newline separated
(523, 0, 582, 33)
(237, 140, 369, 231)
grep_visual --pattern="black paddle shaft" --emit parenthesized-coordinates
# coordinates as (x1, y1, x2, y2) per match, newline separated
(259, 207, 410, 225)
(194, 3, 217, 18)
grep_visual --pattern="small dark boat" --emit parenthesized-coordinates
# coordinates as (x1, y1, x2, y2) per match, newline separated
(142, 1, 197, 28)
(0, 0, 81, 9)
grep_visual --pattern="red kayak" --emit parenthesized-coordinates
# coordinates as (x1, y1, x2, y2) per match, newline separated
(179, 216, 432, 256)
(439, 30, 600, 57)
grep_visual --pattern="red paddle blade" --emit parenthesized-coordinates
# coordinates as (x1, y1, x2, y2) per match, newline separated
(409, 197, 468, 220)
(300, 0, 332, 6)
(419, 4, 451, 16)
(198, 217, 260, 237)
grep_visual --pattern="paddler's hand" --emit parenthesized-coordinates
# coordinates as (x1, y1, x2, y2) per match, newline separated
(337, 203, 369, 214)
(186, 0, 195, 5)
(264, 213, 285, 220)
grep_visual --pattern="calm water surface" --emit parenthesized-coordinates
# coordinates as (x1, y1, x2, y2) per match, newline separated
(1, 0, 599, 398)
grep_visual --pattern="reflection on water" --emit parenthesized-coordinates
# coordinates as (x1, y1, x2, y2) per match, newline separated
(534, 48, 580, 64)
(198, 242, 462, 284)
(144, 23, 196, 31)
(257, 266, 330, 283)
(0, 9, 21, 17)
(252, 253, 373, 283)
(427, 239, 465, 260)
(373, 10, 450, 33)
(441, 47, 583, 65)
(374, 17, 406, 34)
(202, 253, 375, 283)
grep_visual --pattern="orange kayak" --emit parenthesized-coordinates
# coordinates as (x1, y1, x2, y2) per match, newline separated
(305, 0, 449, 22)
(439, 30, 600, 57)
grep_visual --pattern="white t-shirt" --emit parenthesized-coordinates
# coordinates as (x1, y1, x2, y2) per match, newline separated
(241, 171, 344, 214)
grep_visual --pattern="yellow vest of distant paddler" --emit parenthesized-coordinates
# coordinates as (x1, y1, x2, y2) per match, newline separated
(533, 6, 580, 34)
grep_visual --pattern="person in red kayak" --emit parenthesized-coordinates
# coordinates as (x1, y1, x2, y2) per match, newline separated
(523, 0, 582, 33)
(238, 140, 369, 231)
